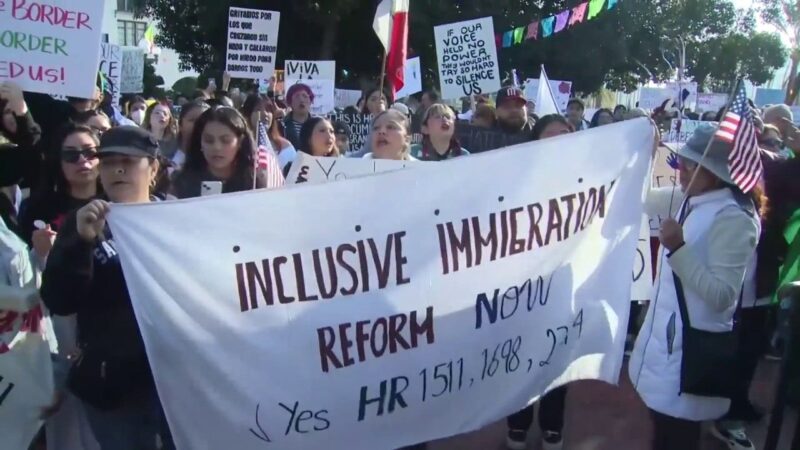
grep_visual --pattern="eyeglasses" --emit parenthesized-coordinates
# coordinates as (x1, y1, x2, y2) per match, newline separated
(759, 138, 783, 149)
(61, 148, 99, 163)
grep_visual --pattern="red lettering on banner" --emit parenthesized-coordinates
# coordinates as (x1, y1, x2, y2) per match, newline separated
(0, 61, 65, 84)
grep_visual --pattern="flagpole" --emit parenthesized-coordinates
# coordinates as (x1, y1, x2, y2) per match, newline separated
(679, 79, 741, 216)
(378, 49, 388, 96)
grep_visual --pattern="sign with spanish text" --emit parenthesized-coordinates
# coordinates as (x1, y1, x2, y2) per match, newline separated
(327, 112, 373, 153)
(99, 43, 121, 106)
(226, 7, 280, 79)
(285, 153, 420, 185)
(435, 17, 500, 100)
(120, 47, 145, 94)
(107, 119, 653, 450)
(285, 60, 336, 115)
(0, 0, 106, 98)
(395, 57, 423, 99)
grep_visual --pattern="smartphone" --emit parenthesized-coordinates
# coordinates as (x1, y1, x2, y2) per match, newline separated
(201, 181, 223, 197)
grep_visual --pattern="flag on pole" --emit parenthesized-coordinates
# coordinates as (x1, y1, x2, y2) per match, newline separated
(716, 80, 762, 193)
(255, 121, 286, 189)
(535, 65, 560, 116)
(373, 0, 410, 96)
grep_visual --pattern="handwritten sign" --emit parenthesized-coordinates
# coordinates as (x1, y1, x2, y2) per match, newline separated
(646, 186, 683, 237)
(638, 82, 698, 111)
(651, 144, 679, 189)
(120, 47, 145, 94)
(696, 93, 727, 113)
(335, 89, 362, 109)
(666, 119, 702, 145)
(99, 43, 121, 105)
(286, 60, 336, 115)
(327, 112, 372, 153)
(434, 17, 500, 100)
(226, 7, 280, 79)
(285, 152, 419, 185)
(0, 0, 106, 98)
(396, 57, 422, 99)
(631, 216, 653, 301)
(524, 79, 572, 114)
(107, 119, 652, 450)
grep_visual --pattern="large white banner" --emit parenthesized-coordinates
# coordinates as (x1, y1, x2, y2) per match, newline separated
(1, 0, 105, 98)
(434, 17, 500, 100)
(285, 60, 336, 115)
(108, 120, 653, 450)
(98, 43, 122, 106)
(226, 8, 280, 79)
(285, 153, 420, 185)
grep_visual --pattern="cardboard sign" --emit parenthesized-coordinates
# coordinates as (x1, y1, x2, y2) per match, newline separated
(652, 145, 679, 189)
(666, 119, 703, 145)
(285, 60, 336, 115)
(98, 43, 121, 106)
(285, 153, 420, 185)
(335, 89, 362, 109)
(434, 17, 500, 100)
(120, 47, 145, 94)
(107, 119, 652, 450)
(327, 113, 373, 153)
(524, 79, 572, 114)
(226, 8, 280, 79)
(696, 93, 727, 113)
(0, 0, 106, 98)
(396, 57, 423, 99)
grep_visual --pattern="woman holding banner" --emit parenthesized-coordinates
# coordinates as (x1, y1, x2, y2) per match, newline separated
(410, 104, 469, 161)
(298, 117, 340, 158)
(629, 124, 764, 450)
(172, 107, 267, 198)
(41, 126, 174, 450)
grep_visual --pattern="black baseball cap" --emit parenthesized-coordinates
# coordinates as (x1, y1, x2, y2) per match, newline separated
(496, 86, 527, 107)
(98, 126, 160, 159)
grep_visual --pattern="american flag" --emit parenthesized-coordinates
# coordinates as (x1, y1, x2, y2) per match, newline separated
(715, 80, 762, 193)
(255, 121, 285, 189)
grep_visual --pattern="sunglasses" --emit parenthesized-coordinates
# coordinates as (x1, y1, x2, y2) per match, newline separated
(61, 148, 99, 163)
(759, 138, 782, 148)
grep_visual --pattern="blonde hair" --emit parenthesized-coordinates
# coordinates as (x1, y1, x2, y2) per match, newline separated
(372, 109, 412, 160)
(421, 103, 455, 129)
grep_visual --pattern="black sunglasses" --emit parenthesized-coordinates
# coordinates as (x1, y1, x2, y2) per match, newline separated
(61, 148, 99, 163)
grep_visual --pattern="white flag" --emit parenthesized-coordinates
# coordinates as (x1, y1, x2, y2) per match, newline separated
(535, 65, 560, 117)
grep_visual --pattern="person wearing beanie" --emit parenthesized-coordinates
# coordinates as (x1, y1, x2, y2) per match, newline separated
(282, 83, 315, 149)
(41, 126, 175, 450)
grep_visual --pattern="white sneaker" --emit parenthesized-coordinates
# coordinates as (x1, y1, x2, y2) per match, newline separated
(542, 430, 563, 450)
(710, 422, 755, 450)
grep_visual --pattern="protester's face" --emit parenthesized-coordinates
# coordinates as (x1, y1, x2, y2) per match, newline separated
(85, 115, 111, 136)
(539, 122, 572, 140)
(496, 101, 526, 130)
(423, 109, 455, 140)
(310, 120, 336, 157)
(150, 105, 171, 129)
(367, 92, 387, 115)
(2, 105, 16, 134)
(180, 107, 205, 142)
(759, 129, 783, 153)
(596, 112, 614, 127)
(291, 90, 311, 113)
(371, 113, 408, 160)
(61, 132, 99, 187)
(335, 133, 349, 153)
(99, 154, 156, 203)
(678, 156, 718, 195)
(129, 102, 147, 124)
(567, 103, 584, 123)
(201, 120, 240, 173)
(613, 108, 626, 122)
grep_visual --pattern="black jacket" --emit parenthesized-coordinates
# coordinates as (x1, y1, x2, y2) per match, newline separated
(41, 209, 153, 395)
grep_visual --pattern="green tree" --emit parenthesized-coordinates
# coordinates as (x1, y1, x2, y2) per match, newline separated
(759, 0, 800, 103)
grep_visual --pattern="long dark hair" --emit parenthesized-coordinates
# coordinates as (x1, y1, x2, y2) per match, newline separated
(37, 124, 101, 200)
(532, 114, 572, 140)
(361, 87, 392, 115)
(299, 117, 339, 157)
(241, 94, 284, 148)
(589, 108, 614, 128)
(180, 106, 261, 192)
(178, 100, 210, 147)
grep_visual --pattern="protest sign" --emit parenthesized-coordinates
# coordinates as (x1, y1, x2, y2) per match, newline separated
(455, 122, 532, 154)
(108, 119, 653, 450)
(286, 60, 336, 115)
(121, 47, 145, 94)
(226, 8, 280, 79)
(286, 153, 420, 185)
(335, 89, 362, 109)
(646, 186, 682, 237)
(666, 119, 702, 145)
(524, 79, 572, 114)
(696, 93, 727, 113)
(328, 112, 372, 152)
(651, 144, 679, 189)
(755, 88, 785, 107)
(0, 303, 56, 450)
(638, 82, 697, 111)
(631, 217, 653, 301)
(434, 17, 500, 100)
(99, 43, 122, 106)
(396, 57, 423, 99)
(0, 0, 106, 98)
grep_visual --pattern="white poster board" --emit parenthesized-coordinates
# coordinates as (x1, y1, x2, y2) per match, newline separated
(285, 153, 420, 185)
(335, 89, 362, 109)
(285, 60, 336, 115)
(652, 145, 679, 189)
(226, 8, 280, 79)
(396, 57, 423, 99)
(524, 79, 573, 114)
(121, 47, 145, 94)
(666, 119, 703, 145)
(631, 217, 653, 301)
(1, 0, 106, 98)
(107, 120, 653, 450)
(434, 17, 500, 100)
(696, 93, 727, 113)
(99, 43, 122, 106)
(638, 83, 698, 111)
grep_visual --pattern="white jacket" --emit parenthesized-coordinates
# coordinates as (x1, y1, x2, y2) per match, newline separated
(629, 188, 759, 420)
